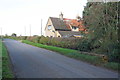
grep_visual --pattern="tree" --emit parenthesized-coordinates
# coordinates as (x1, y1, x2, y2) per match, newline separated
(82, 2, 119, 62)
(11, 33, 17, 37)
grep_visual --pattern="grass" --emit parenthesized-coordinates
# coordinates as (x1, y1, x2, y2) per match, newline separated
(0, 39, 14, 78)
(103, 62, 119, 71)
(22, 40, 119, 71)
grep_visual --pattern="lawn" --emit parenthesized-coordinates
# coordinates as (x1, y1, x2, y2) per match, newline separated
(1, 39, 14, 78)
(22, 40, 119, 71)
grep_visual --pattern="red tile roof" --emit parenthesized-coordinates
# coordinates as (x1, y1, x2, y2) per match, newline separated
(63, 18, 86, 31)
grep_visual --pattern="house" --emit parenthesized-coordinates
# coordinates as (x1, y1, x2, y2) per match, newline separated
(45, 13, 86, 37)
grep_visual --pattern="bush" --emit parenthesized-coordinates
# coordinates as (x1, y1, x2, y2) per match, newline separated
(6, 36, 119, 63)
(39, 36, 49, 45)
(37, 37, 81, 50)
(21, 36, 27, 40)
(78, 39, 91, 52)
(93, 39, 120, 62)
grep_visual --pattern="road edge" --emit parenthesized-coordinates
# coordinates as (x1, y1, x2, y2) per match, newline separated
(2, 39, 17, 79)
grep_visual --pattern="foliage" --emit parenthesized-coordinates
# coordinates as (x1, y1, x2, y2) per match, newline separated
(83, 2, 119, 62)
(22, 40, 119, 71)
(1, 40, 14, 78)
(4, 36, 119, 71)
(11, 33, 17, 37)
(25, 36, 81, 50)
(22, 40, 103, 65)
(78, 38, 92, 52)
(103, 62, 120, 71)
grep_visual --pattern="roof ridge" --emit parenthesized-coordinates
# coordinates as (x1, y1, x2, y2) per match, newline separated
(49, 17, 59, 19)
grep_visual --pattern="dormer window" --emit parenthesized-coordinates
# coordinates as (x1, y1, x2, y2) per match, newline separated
(72, 26, 77, 30)
(71, 26, 79, 31)
(48, 25, 52, 30)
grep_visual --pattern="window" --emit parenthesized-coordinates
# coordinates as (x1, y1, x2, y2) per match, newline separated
(72, 26, 77, 30)
(48, 25, 52, 30)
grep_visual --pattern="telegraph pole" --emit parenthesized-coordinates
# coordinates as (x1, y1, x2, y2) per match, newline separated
(41, 19, 42, 36)
(24, 26, 26, 36)
(30, 24, 31, 36)
(0, 27, 2, 38)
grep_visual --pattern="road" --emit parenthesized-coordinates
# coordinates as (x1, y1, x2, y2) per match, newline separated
(3, 39, 118, 78)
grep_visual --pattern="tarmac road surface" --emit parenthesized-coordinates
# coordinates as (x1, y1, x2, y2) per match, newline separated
(3, 39, 118, 78)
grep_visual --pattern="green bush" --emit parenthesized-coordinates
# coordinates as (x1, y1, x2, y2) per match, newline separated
(93, 39, 120, 62)
(18, 36, 81, 50)
(78, 39, 91, 52)
(6, 35, 119, 63)
(22, 40, 103, 65)
(39, 36, 49, 45)
(20, 36, 27, 40)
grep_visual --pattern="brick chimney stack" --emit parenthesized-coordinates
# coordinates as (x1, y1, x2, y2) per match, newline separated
(59, 12, 63, 20)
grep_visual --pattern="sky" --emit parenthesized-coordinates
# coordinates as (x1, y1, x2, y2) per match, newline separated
(0, 0, 87, 36)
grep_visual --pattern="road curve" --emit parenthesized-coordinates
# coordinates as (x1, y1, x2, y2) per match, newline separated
(3, 39, 118, 78)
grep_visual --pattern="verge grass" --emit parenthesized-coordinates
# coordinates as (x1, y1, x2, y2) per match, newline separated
(1, 39, 14, 78)
(22, 40, 119, 71)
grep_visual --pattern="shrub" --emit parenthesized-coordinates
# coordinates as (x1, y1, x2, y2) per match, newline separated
(78, 39, 91, 52)
(39, 36, 49, 45)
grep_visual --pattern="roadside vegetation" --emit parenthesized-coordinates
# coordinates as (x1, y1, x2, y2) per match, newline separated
(4, 2, 119, 72)
(0, 38, 14, 78)
(82, 2, 119, 63)
(22, 40, 119, 71)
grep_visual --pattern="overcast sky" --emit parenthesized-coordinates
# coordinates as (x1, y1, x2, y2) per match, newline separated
(0, 0, 87, 36)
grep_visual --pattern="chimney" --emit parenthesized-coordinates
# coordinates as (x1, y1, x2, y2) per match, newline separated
(59, 12, 63, 20)
(76, 15, 81, 22)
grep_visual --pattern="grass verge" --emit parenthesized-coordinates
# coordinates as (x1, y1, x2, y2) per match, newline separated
(1, 39, 14, 78)
(22, 40, 119, 71)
